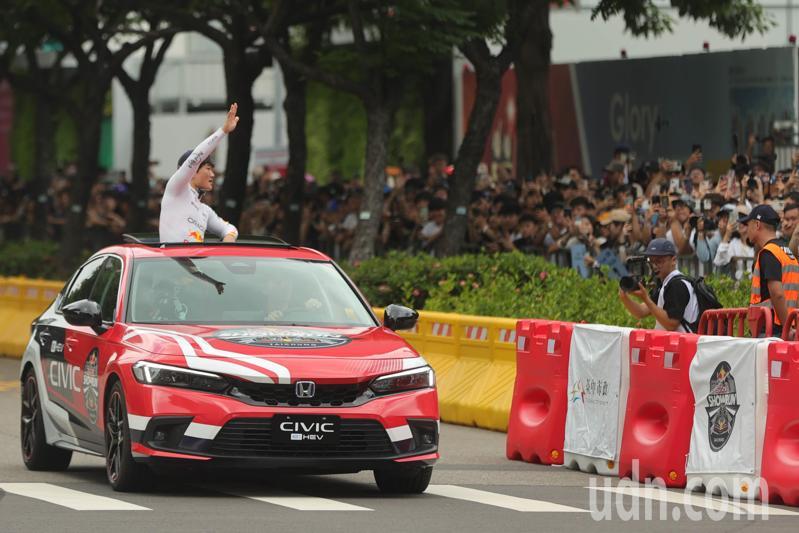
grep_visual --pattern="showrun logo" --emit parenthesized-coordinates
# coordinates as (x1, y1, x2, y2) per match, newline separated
(587, 461, 782, 521)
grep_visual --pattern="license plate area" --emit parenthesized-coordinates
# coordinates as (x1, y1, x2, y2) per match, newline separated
(272, 414, 340, 446)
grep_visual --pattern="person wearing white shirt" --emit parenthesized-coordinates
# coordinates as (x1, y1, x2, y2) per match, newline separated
(159, 103, 240, 243)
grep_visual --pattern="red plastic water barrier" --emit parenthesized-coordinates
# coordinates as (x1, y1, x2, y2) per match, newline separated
(761, 341, 799, 506)
(506, 319, 573, 465)
(698, 306, 772, 338)
(618, 330, 699, 487)
(780, 308, 799, 341)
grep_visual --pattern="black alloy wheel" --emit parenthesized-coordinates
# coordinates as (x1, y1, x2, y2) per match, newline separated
(20, 369, 72, 471)
(104, 382, 151, 491)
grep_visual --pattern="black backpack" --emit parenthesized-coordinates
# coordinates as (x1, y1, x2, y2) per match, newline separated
(670, 275, 722, 333)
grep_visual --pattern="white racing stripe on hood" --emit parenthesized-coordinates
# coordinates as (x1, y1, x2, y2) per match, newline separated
(126, 327, 276, 384)
(190, 335, 291, 384)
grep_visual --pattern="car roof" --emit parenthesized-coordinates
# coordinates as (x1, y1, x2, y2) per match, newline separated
(98, 244, 332, 262)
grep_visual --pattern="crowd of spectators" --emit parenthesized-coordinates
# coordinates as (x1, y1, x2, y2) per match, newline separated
(1, 133, 797, 281)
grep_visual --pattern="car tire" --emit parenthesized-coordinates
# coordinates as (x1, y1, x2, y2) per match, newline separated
(20, 369, 73, 471)
(105, 381, 152, 492)
(374, 465, 433, 494)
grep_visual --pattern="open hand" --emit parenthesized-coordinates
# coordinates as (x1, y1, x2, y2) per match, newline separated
(223, 103, 239, 133)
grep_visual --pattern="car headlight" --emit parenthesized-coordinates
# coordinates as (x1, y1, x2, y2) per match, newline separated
(370, 366, 435, 395)
(132, 361, 229, 393)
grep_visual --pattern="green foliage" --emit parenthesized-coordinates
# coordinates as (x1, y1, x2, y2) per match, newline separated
(592, 0, 773, 38)
(347, 252, 751, 328)
(10, 92, 79, 181)
(0, 241, 63, 279)
(305, 80, 424, 182)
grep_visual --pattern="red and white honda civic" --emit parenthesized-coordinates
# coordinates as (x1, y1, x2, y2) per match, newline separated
(19, 236, 438, 492)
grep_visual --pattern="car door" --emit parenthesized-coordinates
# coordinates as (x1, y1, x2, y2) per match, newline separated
(39, 256, 105, 429)
(79, 255, 123, 436)
(61, 256, 124, 449)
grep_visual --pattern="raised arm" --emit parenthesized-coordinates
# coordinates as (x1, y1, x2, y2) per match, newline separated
(164, 103, 239, 197)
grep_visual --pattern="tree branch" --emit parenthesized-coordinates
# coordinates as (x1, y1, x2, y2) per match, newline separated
(348, 0, 367, 55)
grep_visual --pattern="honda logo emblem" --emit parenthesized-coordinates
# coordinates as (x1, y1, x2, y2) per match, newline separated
(295, 381, 316, 398)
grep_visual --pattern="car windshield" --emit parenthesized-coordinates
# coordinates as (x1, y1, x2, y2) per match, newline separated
(128, 256, 376, 327)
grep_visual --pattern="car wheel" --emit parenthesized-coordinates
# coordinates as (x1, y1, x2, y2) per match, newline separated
(374, 465, 433, 494)
(20, 369, 72, 471)
(105, 381, 152, 492)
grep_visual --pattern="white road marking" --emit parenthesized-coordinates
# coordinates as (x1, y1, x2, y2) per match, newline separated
(587, 485, 799, 516)
(0, 483, 149, 511)
(426, 485, 588, 513)
(232, 490, 372, 511)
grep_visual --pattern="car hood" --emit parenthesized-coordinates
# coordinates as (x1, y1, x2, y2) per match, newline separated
(120, 324, 423, 383)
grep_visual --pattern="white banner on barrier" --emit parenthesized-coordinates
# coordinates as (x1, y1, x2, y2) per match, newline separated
(564, 324, 630, 461)
(685, 336, 769, 476)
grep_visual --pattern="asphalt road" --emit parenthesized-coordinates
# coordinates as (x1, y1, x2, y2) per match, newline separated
(0, 356, 797, 533)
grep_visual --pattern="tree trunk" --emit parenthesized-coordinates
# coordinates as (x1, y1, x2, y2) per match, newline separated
(515, 2, 552, 181)
(219, 54, 258, 226)
(349, 90, 397, 263)
(437, 63, 503, 257)
(30, 90, 56, 240)
(280, 63, 307, 245)
(422, 55, 454, 161)
(60, 99, 104, 272)
(127, 86, 151, 232)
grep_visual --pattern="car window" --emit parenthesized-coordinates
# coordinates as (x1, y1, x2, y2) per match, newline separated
(129, 256, 376, 327)
(89, 257, 123, 322)
(60, 257, 106, 310)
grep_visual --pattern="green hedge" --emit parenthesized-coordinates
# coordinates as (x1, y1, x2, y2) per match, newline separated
(347, 252, 751, 329)
(0, 241, 64, 279)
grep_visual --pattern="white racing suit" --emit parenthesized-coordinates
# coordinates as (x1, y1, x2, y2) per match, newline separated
(158, 128, 238, 243)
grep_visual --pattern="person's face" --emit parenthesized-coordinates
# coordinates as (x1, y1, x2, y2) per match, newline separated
(764, 139, 775, 155)
(578, 218, 593, 236)
(783, 207, 799, 235)
(675, 205, 691, 223)
(690, 169, 704, 185)
(533, 208, 549, 223)
(609, 221, 624, 238)
(191, 163, 216, 191)
(520, 220, 536, 238)
(431, 208, 445, 224)
(745, 220, 762, 248)
(572, 204, 587, 218)
(648, 255, 675, 280)
(552, 208, 566, 226)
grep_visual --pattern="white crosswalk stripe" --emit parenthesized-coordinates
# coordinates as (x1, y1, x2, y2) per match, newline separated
(426, 485, 589, 513)
(233, 489, 372, 511)
(0, 483, 150, 511)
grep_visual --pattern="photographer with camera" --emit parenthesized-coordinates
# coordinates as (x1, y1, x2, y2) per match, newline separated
(618, 238, 699, 332)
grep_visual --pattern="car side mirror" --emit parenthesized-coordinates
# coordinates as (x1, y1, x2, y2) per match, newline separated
(62, 299, 106, 333)
(384, 304, 419, 331)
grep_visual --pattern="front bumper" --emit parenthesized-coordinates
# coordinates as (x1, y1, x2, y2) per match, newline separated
(120, 370, 439, 471)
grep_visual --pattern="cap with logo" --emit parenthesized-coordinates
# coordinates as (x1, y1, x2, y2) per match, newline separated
(644, 238, 677, 257)
(737, 204, 780, 227)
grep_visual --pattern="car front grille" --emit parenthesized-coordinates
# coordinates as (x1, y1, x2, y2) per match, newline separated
(208, 418, 395, 457)
(227, 380, 373, 407)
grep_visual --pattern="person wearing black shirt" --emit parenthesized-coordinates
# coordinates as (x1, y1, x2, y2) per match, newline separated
(741, 204, 799, 335)
(618, 238, 699, 332)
